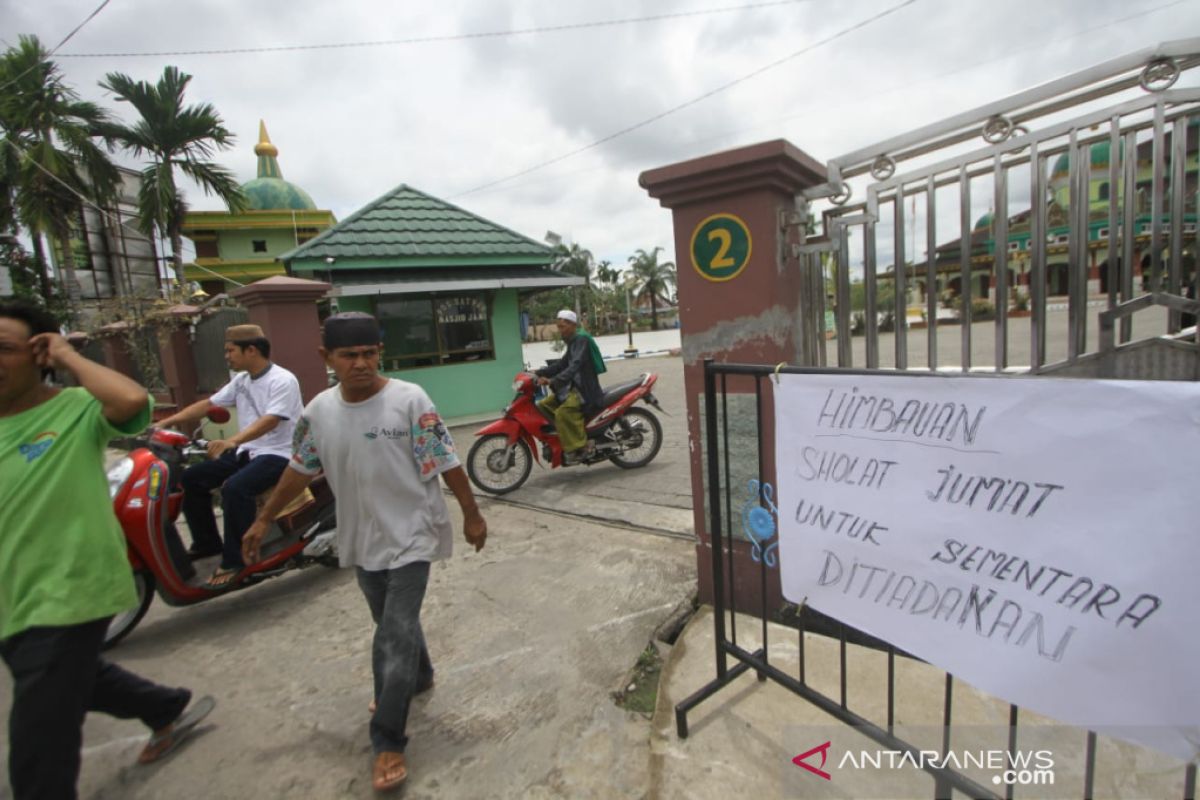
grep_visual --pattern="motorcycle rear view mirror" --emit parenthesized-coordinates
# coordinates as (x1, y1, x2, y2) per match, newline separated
(206, 405, 231, 423)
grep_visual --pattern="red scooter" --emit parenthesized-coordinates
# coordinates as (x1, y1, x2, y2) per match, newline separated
(103, 407, 337, 648)
(466, 372, 666, 494)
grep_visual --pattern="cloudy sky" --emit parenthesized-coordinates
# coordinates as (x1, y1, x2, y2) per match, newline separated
(6, 0, 1199, 271)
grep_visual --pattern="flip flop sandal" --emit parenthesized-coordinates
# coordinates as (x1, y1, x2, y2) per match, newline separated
(203, 567, 242, 591)
(372, 752, 407, 792)
(138, 695, 216, 765)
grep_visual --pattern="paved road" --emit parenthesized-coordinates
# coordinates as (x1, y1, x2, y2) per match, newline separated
(449, 353, 696, 538)
(820, 300, 1169, 370)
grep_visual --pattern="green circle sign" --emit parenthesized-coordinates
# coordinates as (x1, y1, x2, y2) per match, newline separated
(690, 213, 752, 282)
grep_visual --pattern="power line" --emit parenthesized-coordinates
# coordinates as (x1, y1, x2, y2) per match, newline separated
(651, 0, 1191, 166)
(0, 0, 112, 93)
(457, 0, 1184, 200)
(59, 0, 821, 58)
(452, 0, 919, 199)
(5, 138, 238, 290)
(49, 0, 113, 55)
(5, 138, 153, 248)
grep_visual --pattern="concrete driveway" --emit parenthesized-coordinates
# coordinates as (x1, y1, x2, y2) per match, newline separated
(0, 499, 696, 800)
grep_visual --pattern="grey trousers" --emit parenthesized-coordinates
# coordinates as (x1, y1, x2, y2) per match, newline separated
(355, 561, 434, 754)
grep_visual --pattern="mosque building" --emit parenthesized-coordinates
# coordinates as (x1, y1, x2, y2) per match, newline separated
(893, 120, 1198, 310)
(182, 121, 336, 297)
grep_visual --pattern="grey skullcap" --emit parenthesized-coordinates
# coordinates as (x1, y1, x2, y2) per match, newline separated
(322, 312, 382, 349)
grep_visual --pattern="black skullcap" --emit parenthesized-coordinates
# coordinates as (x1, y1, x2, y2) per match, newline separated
(322, 312, 382, 349)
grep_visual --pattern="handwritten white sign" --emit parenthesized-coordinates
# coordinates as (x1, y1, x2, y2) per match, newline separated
(775, 372, 1200, 761)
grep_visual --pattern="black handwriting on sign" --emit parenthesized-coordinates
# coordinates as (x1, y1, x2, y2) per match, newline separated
(926, 464, 1063, 518)
(816, 387, 988, 447)
(929, 538, 1161, 630)
(816, 550, 1076, 662)
(794, 498, 886, 545)
(796, 446, 897, 490)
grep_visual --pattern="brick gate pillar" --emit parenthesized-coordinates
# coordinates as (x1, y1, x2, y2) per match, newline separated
(230, 275, 331, 403)
(156, 305, 203, 413)
(639, 139, 827, 609)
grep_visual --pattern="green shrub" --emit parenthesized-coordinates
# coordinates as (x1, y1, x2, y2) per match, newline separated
(953, 297, 995, 321)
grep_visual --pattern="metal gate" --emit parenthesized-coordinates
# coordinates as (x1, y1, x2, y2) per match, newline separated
(678, 38, 1200, 799)
(792, 38, 1199, 374)
(193, 306, 249, 392)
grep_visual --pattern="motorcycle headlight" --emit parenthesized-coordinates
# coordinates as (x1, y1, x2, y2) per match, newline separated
(107, 457, 134, 500)
(512, 378, 524, 392)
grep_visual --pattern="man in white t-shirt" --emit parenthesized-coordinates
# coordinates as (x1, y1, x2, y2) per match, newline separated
(158, 324, 303, 588)
(242, 312, 486, 793)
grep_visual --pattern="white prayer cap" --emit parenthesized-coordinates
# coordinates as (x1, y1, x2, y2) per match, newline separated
(556, 309, 578, 323)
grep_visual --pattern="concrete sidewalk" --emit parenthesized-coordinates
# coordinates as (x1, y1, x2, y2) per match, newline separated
(653, 609, 1191, 800)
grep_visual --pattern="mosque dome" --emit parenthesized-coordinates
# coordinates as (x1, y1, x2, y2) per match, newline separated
(239, 121, 317, 211)
(1049, 139, 1123, 181)
(973, 212, 994, 231)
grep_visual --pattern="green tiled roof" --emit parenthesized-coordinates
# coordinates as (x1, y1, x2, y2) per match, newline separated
(281, 184, 554, 267)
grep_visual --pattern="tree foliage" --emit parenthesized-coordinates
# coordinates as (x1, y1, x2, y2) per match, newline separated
(626, 246, 676, 331)
(0, 35, 120, 314)
(99, 66, 246, 294)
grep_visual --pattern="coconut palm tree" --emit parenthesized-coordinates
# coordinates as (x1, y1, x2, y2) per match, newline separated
(99, 66, 245, 294)
(551, 241, 596, 320)
(0, 35, 119, 312)
(627, 246, 677, 331)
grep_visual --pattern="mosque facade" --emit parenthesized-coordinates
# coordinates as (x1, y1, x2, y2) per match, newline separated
(182, 121, 336, 296)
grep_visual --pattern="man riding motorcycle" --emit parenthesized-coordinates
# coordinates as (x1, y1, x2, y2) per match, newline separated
(156, 324, 303, 589)
(535, 310, 606, 464)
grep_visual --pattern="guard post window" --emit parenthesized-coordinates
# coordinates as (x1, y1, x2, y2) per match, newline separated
(377, 293, 494, 370)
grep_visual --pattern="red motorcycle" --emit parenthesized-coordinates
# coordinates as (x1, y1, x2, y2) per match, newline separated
(466, 371, 665, 494)
(103, 407, 337, 647)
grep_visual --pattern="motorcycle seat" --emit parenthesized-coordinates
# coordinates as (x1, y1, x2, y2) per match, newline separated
(598, 378, 643, 409)
(272, 474, 333, 535)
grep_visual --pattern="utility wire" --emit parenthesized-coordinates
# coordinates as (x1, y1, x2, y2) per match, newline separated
(458, 0, 1183, 200)
(60, 0, 821, 58)
(651, 0, 1192, 167)
(6, 137, 234, 289)
(0, 0, 112, 92)
(6, 139, 155, 252)
(48, 0, 113, 55)
(452, 0, 918, 198)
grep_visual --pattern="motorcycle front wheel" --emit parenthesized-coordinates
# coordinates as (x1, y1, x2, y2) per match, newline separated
(609, 407, 663, 469)
(467, 435, 533, 494)
(104, 569, 155, 649)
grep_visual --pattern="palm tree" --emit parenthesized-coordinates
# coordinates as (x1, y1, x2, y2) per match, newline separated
(596, 260, 621, 287)
(627, 246, 677, 331)
(99, 66, 245, 294)
(552, 241, 595, 321)
(0, 35, 119, 313)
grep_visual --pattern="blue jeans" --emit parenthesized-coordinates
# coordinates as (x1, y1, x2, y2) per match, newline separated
(356, 562, 434, 754)
(181, 450, 289, 570)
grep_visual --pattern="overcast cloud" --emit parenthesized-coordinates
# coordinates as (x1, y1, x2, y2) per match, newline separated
(4, 0, 1198, 270)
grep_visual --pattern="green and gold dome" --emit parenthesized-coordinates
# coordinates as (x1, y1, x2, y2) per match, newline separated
(239, 121, 317, 211)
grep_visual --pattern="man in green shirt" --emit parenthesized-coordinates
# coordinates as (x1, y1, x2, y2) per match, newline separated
(0, 301, 214, 799)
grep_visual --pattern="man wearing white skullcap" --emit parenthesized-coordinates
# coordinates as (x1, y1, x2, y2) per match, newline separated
(535, 310, 605, 462)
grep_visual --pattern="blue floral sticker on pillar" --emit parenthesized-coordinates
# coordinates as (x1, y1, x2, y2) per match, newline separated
(741, 479, 778, 568)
